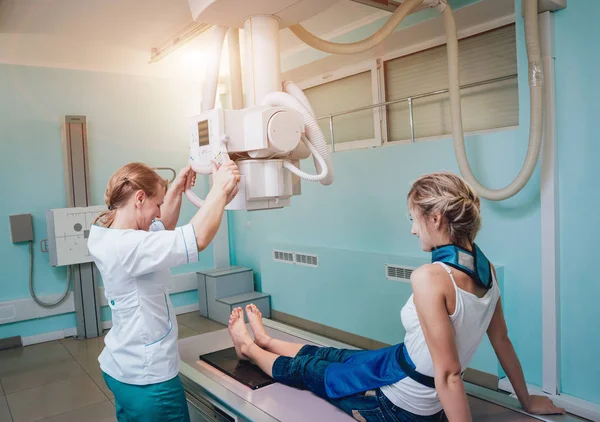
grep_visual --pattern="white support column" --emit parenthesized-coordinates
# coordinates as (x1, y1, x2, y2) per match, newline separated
(539, 11, 560, 396)
(243, 16, 281, 107)
(228, 28, 244, 110)
(209, 30, 244, 270)
(202, 25, 228, 112)
(212, 16, 281, 267)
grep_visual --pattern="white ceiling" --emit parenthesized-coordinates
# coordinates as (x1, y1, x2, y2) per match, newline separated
(0, 0, 383, 79)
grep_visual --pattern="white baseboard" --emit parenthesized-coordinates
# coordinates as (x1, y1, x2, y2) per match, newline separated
(0, 294, 75, 324)
(173, 303, 201, 315)
(0, 272, 201, 325)
(21, 327, 77, 346)
(499, 378, 600, 421)
(23, 303, 202, 346)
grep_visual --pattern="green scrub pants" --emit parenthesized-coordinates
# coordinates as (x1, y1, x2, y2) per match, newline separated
(103, 372, 190, 422)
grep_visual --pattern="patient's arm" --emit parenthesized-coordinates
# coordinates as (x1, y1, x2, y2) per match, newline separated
(487, 297, 565, 415)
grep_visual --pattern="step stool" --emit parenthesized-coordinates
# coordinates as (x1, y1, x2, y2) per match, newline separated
(197, 266, 271, 326)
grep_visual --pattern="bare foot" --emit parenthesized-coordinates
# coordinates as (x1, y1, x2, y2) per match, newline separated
(245, 304, 271, 350)
(228, 307, 254, 360)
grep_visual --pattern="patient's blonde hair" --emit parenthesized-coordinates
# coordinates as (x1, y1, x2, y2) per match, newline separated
(407, 172, 481, 246)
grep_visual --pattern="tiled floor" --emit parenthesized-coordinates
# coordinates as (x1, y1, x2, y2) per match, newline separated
(0, 313, 225, 422)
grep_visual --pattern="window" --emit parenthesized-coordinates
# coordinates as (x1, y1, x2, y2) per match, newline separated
(384, 24, 518, 142)
(302, 66, 381, 151)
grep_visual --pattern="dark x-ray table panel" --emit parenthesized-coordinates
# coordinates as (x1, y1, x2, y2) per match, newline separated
(200, 347, 275, 390)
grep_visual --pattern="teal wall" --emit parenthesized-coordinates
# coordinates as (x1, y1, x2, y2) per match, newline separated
(554, 0, 600, 404)
(231, 0, 544, 386)
(0, 64, 213, 339)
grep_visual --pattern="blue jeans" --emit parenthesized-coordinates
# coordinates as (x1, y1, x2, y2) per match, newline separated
(272, 345, 447, 422)
(103, 372, 190, 422)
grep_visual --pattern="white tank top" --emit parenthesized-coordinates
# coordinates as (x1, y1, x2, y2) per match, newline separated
(380, 262, 500, 416)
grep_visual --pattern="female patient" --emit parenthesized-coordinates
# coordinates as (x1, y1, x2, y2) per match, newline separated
(227, 172, 565, 421)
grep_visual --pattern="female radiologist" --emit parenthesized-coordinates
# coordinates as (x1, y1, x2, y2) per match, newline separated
(87, 159, 240, 422)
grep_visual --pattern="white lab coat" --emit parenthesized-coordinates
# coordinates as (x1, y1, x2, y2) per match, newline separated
(87, 220, 198, 385)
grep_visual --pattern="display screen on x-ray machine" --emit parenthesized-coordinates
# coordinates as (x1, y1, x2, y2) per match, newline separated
(198, 120, 210, 147)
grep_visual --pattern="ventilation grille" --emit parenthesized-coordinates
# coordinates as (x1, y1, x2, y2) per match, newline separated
(295, 253, 318, 268)
(386, 264, 414, 282)
(273, 250, 295, 264)
(273, 250, 319, 268)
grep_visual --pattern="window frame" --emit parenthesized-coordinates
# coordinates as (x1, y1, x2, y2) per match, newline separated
(380, 21, 518, 146)
(296, 59, 383, 152)
(294, 15, 517, 151)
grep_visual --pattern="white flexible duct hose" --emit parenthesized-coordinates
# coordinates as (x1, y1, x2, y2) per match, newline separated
(283, 81, 317, 118)
(283, 136, 329, 182)
(282, 81, 312, 158)
(444, 1, 543, 200)
(288, 0, 423, 55)
(261, 91, 334, 186)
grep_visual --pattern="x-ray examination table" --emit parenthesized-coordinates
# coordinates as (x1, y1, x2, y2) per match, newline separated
(178, 319, 582, 422)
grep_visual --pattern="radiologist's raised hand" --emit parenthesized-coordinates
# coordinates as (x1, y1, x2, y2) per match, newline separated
(171, 165, 196, 195)
(210, 160, 240, 203)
